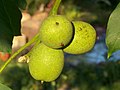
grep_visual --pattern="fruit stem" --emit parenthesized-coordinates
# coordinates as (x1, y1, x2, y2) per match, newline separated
(0, 34, 39, 73)
(49, 0, 62, 15)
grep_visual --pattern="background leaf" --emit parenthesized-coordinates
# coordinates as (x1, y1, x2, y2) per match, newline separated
(3, 0, 22, 36)
(0, 0, 22, 54)
(0, 83, 12, 90)
(106, 2, 120, 58)
(11, 0, 27, 10)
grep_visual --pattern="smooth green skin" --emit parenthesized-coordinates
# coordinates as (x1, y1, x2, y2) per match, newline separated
(39, 15, 73, 49)
(64, 21, 96, 54)
(28, 43, 64, 82)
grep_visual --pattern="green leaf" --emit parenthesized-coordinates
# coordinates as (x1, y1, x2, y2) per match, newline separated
(2, 0, 22, 36)
(0, 0, 22, 53)
(0, 20, 13, 53)
(106, 2, 120, 58)
(0, 83, 12, 90)
(11, 0, 27, 10)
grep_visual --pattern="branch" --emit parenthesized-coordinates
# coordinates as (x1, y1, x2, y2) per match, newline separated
(0, 34, 39, 73)
(49, 0, 62, 15)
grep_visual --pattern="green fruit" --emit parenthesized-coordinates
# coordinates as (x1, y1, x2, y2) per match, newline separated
(39, 15, 73, 49)
(28, 43, 64, 82)
(63, 21, 96, 54)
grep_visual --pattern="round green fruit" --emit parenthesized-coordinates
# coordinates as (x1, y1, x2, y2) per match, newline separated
(63, 21, 96, 54)
(39, 15, 73, 49)
(28, 43, 64, 82)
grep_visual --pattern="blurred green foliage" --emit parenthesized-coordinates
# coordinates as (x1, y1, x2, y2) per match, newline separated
(61, 0, 120, 25)
(1, 60, 120, 90)
(26, 0, 120, 25)
(26, 0, 49, 15)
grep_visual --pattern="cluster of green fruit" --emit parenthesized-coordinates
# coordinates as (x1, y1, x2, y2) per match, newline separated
(28, 15, 96, 82)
